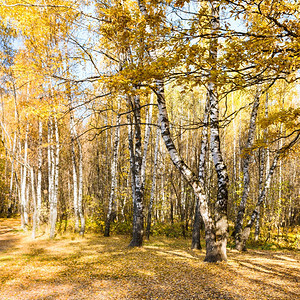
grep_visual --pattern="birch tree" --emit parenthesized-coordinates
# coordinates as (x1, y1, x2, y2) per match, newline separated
(105, 103, 121, 237)
(235, 90, 261, 250)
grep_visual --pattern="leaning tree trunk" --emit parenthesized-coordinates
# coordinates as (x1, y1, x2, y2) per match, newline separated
(105, 107, 121, 237)
(238, 154, 279, 250)
(235, 91, 260, 250)
(239, 131, 300, 249)
(155, 79, 224, 262)
(137, 0, 226, 261)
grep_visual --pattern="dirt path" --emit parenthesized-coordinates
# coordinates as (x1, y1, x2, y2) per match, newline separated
(0, 218, 299, 300)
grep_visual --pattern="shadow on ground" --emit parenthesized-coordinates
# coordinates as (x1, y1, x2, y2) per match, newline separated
(0, 219, 299, 299)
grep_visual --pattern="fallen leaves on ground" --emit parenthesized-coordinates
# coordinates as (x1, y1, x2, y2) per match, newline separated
(0, 218, 299, 299)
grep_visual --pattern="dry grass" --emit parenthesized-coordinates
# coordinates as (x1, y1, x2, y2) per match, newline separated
(0, 218, 299, 300)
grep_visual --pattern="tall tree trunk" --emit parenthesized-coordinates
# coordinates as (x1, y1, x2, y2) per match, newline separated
(141, 93, 153, 194)
(232, 94, 238, 214)
(207, 1, 228, 261)
(8, 132, 16, 216)
(137, 0, 226, 261)
(70, 111, 79, 233)
(31, 167, 37, 239)
(77, 135, 85, 236)
(145, 124, 160, 240)
(70, 98, 85, 236)
(37, 120, 43, 230)
(209, 87, 229, 261)
(48, 118, 54, 236)
(105, 106, 121, 237)
(49, 115, 60, 239)
(20, 123, 29, 230)
(235, 91, 260, 251)
(127, 111, 136, 212)
(254, 93, 268, 241)
(155, 79, 224, 262)
(192, 96, 210, 250)
(129, 94, 144, 247)
(255, 147, 265, 241)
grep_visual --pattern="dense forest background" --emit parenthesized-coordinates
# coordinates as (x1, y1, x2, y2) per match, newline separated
(0, 0, 299, 262)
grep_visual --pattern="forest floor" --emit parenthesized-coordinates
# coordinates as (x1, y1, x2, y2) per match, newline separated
(0, 218, 299, 300)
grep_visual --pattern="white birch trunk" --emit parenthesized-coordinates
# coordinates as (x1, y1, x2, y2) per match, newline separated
(240, 131, 300, 248)
(48, 118, 53, 236)
(8, 132, 17, 214)
(145, 123, 160, 239)
(235, 90, 260, 250)
(70, 112, 79, 232)
(127, 112, 136, 208)
(232, 94, 238, 214)
(192, 96, 210, 249)
(137, 0, 226, 261)
(129, 94, 144, 247)
(155, 79, 222, 262)
(77, 135, 85, 236)
(255, 146, 265, 241)
(207, 1, 228, 261)
(37, 120, 43, 230)
(141, 93, 153, 194)
(20, 123, 29, 230)
(31, 166, 37, 239)
(105, 104, 121, 237)
(49, 115, 60, 239)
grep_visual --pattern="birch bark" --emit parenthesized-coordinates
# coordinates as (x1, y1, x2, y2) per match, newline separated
(37, 120, 42, 230)
(48, 117, 54, 237)
(70, 112, 79, 233)
(49, 115, 60, 239)
(207, 1, 228, 261)
(105, 105, 121, 237)
(31, 166, 37, 239)
(145, 124, 160, 240)
(70, 101, 85, 235)
(191, 96, 210, 250)
(255, 147, 265, 241)
(235, 91, 260, 250)
(156, 79, 224, 262)
(77, 134, 85, 236)
(136, 0, 227, 261)
(239, 131, 300, 249)
(8, 132, 16, 215)
(129, 94, 144, 247)
(141, 93, 153, 194)
(20, 122, 29, 230)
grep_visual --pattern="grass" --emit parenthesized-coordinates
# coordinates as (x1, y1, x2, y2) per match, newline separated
(0, 218, 299, 299)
